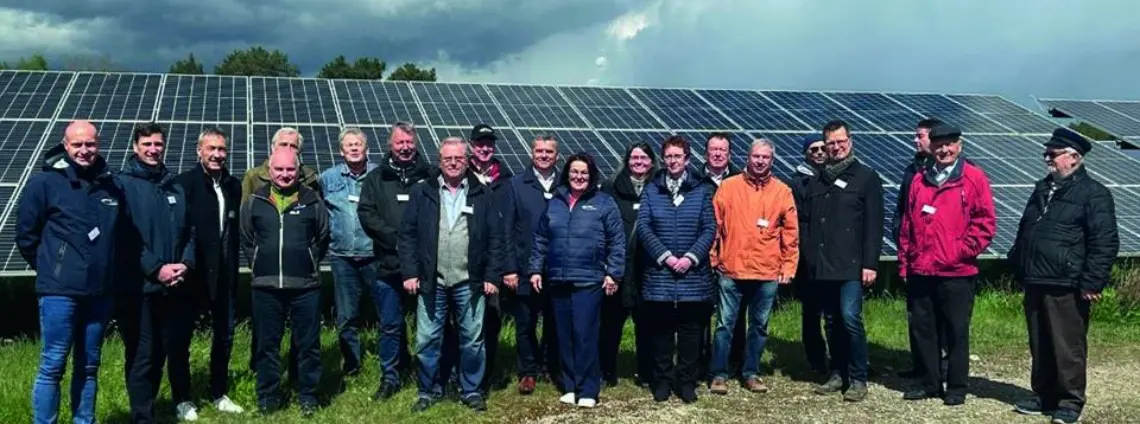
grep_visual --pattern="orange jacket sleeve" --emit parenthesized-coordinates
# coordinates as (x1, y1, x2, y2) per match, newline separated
(778, 187, 799, 278)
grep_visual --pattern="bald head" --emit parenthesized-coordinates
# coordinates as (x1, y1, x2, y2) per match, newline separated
(63, 120, 99, 167)
(268, 149, 300, 189)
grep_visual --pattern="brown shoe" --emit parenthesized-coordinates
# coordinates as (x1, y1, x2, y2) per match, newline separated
(709, 378, 729, 395)
(745, 376, 769, 393)
(518, 376, 537, 395)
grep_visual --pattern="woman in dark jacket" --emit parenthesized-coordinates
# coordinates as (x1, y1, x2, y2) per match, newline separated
(600, 142, 658, 387)
(529, 153, 626, 408)
(636, 136, 717, 403)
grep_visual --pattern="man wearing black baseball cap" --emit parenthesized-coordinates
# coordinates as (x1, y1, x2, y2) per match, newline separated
(1009, 127, 1118, 424)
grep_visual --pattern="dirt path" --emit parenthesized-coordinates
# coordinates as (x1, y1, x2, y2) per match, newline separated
(517, 350, 1140, 424)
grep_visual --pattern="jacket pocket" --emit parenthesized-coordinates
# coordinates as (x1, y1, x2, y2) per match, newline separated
(307, 247, 318, 275)
(52, 243, 67, 279)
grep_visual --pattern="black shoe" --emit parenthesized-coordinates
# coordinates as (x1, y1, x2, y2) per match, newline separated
(903, 389, 943, 401)
(1050, 408, 1081, 424)
(299, 402, 319, 418)
(461, 394, 488, 412)
(943, 394, 966, 406)
(652, 384, 671, 402)
(411, 397, 434, 413)
(372, 383, 400, 401)
(678, 384, 698, 404)
(1014, 398, 1055, 416)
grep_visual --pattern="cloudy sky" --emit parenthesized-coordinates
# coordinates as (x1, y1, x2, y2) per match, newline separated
(2, 0, 1137, 109)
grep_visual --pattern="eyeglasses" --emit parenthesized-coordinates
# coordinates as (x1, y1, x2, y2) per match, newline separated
(1043, 150, 1072, 160)
(663, 154, 685, 160)
(440, 156, 466, 164)
(825, 139, 850, 147)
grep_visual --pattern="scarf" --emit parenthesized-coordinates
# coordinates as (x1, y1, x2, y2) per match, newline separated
(629, 174, 648, 196)
(824, 153, 857, 182)
(666, 171, 686, 198)
(474, 160, 500, 184)
(270, 184, 299, 214)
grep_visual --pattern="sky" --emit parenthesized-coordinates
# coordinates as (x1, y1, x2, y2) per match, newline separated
(1, 0, 1138, 111)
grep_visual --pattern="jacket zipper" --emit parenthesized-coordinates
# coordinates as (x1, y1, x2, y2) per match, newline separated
(278, 211, 284, 289)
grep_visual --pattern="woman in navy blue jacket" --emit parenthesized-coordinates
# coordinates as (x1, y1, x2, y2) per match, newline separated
(635, 136, 717, 403)
(529, 153, 626, 408)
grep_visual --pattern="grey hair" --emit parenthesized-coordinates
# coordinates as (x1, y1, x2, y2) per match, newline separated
(439, 136, 467, 151)
(751, 137, 774, 152)
(532, 134, 558, 148)
(197, 126, 227, 145)
(389, 121, 417, 143)
(339, 127, 368, 146)
(272, 127, 303, 149)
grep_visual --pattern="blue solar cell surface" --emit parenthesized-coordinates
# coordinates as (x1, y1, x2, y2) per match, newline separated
(1042, 99, 1140, 137)
(0, 71, 71, 119)
(561, 86, 666, 130)
(250, 78, 338, 124)
(696, 90, 809, 131)
(60, 73, 161, 121)
(761, 91, 879, 132)
(158, 75, 248, 122)
(334, 80, 425, 126)
(889, 93, 1011, 133)
(0, 120, 50, 183)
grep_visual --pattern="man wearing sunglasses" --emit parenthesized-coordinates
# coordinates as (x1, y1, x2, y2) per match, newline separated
(792, 133, 829, 377)
(1009, 128, 1118, 424)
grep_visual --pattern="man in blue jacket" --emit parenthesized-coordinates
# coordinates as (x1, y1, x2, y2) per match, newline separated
(17, 120, 126, 424)
(115, 122, 200, 423)
(505, 134, 561, 394)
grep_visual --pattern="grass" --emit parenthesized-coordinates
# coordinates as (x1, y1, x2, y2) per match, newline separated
(2, 289, 1139, 424)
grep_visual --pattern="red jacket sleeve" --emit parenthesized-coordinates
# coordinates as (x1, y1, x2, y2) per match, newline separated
(962, 168, 997, 259)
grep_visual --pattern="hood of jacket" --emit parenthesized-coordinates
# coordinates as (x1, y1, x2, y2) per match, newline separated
(40, 144, 111, 183)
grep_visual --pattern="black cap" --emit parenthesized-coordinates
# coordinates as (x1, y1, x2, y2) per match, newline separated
(470, 124, 497, 143)
(928, 122, 962, 141)
(1044, 127, 1093, 155)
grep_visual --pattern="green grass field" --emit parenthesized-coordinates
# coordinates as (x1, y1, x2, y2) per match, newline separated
(2, 289, 1139, 424)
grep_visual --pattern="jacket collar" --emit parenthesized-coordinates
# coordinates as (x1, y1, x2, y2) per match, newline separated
(421, 172, 486, 200)
(252, 182, 321, 206)
(379, 152, 433, 183)
(608, 167, 652, 200)
(195, 161, 233, 184)
(41, 144, 112, 185)
(651, 168, 699, 193)
(122, 155, 172, 184)
(922, 156, 967, 186)
(335, 161, 377, 179)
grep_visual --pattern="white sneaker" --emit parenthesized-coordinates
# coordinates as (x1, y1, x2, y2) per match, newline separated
(213, 396, 245, 413)
(559, 392, 577, 405)
(577, 398, 597, 408)
(175, 401, 199, 421)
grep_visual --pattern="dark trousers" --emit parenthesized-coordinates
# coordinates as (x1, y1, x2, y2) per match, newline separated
(208, 282, 237, 400)
(249, 312, 298, 383)
(329, 256, 379, 376)
(907, 295, 949, 376)
(907, 276, 975, 395)
(512, 293, 560, 380)
(550, 284, 603, 399)
(251, 288, 322, 407)
(796, 281, 829, 373)
(119, 292, 195, 423)
(481, 298, 503, 392)
(1025, 285, 1090, 413)
(600, 294, 628, 383)
(645, 301, 711, 390)
(631, 305, 656, 385)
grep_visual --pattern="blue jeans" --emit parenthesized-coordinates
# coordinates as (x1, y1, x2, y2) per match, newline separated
(820, 280, 869, 383)
(329, 256, 379, 374)
(372, 276, 407, 387)
(415, 284, 485, 400)
(33, 295, 114, 424)
(710, 277, 777, 381)
(550, 284, 603, 399)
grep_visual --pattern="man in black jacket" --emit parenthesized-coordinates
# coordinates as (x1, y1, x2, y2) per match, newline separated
(357, 121, 435, 401)
(791, 133, 829, 376)
(806, 120, 884, 402)
(1010, 128, 1118, 424)
(695, 133, 741, 381)
(241, 149, 330, 417)
(172, 126, 245, 415)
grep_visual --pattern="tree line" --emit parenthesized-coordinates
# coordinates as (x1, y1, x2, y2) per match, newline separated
(0, 47, 437, 81)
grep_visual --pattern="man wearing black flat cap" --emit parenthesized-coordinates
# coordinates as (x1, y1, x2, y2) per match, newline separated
(1009, 127, 1118, 424)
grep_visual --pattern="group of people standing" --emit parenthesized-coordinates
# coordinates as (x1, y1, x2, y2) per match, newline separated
(17, 114, 1116, 424)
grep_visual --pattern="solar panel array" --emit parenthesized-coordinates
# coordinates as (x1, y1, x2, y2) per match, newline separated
(1039, 98, 1140, 138)
(1, 70, 1139, 275)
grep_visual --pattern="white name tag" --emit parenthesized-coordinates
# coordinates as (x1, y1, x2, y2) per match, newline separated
(462, 205, 474, 215)
(673, 195, 684, 207)
(543, 192, 553, 200)
(632, 203, 641, 210)
(757, 218, 770, 228)
(228, 211, 235, 219)
(922, 205, 937, 214)
(396, 194, 409, 202)
(347, 195, 360, 203)
(167, 195, 177, 204)
(289, 210, 301, 215)
(88, 227, 100, 241)
(834, 179, 848, 189)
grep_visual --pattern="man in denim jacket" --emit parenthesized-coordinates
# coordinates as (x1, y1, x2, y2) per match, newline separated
(319, 127, 379, 382)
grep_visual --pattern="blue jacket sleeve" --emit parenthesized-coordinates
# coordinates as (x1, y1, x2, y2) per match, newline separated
(685, 189, 717, 265)
(398, 188, 421, 281)
(603, 198, 627, 280)
(635, 191, 671, 265)
(15, 178, 47, 269)
(528, 204, 552, 276)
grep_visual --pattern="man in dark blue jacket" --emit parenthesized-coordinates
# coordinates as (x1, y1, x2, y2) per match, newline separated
(505, 134, 561, 394)
(17, 120, 125, 424)
(791, 133, 830, 376)
(115, 122, 200, 423)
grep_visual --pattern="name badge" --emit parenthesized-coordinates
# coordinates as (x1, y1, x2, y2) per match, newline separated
(227, 211, 235, 219)
(921, 205, 937, 214)
(462, 205, 474, 215)
(396, 194, 409, 202)
(167, 195, 177, 204)
(289, 210, 302, 215)
(632, 203, 641, 210)
(347, 195, 360, 203)
(673, 195, 684, 207)
(543, 192, 553, 200)
(757, 218, 770, 228)
(834, 179, 848, 189)
(88, 227, 101, 241)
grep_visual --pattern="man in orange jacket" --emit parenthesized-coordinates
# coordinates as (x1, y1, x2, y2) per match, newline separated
(706, 138, 798, 395)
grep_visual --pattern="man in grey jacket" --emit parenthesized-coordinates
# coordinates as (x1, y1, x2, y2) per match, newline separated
(240, 149, 330, 418)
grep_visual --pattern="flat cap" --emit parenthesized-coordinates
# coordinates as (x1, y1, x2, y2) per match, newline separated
(801, 133, 824, 151)
(928, 122, 962, 141)
(1044, 127, 1092, 155)
(469, 124, 497, 142)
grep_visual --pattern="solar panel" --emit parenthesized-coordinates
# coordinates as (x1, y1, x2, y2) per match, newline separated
(1041, 99, 1140, 137)
(515, 129, 619, 177)
(485, 85, 587, 128)
(695, 90, 809, 131)
(754, 132, 811, 180)
(250, 124, 340, 173)
(1109, 187, 1140, 253)
(0, 120, 50, 184)
(1098, 101, 1140, 122)
(560, 86, 666, 130)
(0, 71, 71, 119)
(0, 193, 30, 273)
(250, 77, 338, 124)
(833, 133, 915, 185)
(882, 186, 899, 255)
(40, 120, 142, 172)
(825, 92, 925, 132)
(628, 88, 737, 130)
(761, 91, 879, 132)
(59, 73, 161, 121)
(353, 125, 438, 166)
(946, 95, 1058, 134)
(157, 75, 247, 122)
(158, 123, 249, 179)
(411, 82, 510, 127)
(990, 186, 1035, 254)
(1019, 134, 1140, 185)
(960, 137, 1039, 185)
(333, 80, 425, 126)
(888, 93, 1010, 133)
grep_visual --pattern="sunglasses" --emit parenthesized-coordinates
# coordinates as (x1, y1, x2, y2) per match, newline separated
(808, 146, 826, 153)
(1043, 150, 1071, 160)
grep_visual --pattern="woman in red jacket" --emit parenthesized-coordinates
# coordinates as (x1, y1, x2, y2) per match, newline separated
(897, 123, 996, 407)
